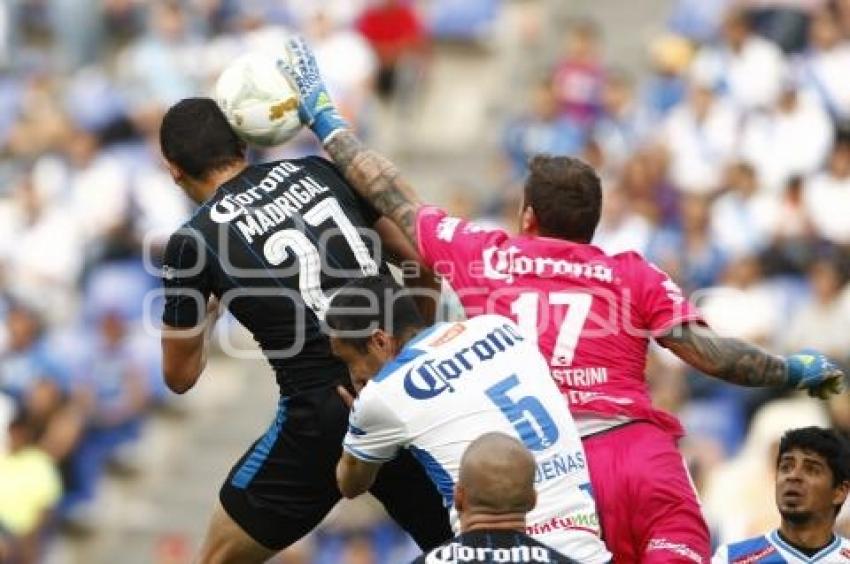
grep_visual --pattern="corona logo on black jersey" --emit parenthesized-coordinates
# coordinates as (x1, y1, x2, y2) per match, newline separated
(425, 543, 553, 563)
(209, 161, 303, 224)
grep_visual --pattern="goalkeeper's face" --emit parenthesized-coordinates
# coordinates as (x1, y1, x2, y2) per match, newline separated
(776, 448, 846, 524)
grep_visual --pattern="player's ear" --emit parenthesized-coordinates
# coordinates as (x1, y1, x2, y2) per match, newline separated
(164, 159, 185, 184)
(833, 479, 850, 508)
(519, 205, 538, 235)
(368, 329, 393, 357)
(454, 484, 465, 513)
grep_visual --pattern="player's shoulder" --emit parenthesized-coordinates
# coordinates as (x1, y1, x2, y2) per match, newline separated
(606, 248, 652, 269)
(269, 154, 342, 181)
(163, 223, 205, 258)
(838, 535, 850, 559)
(463, 313, 523, 335)
(418, 206, 509, 241)
(714, 533, 777, 563)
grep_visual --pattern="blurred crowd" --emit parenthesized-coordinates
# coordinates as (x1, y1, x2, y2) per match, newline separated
(0, 0, 849, 562)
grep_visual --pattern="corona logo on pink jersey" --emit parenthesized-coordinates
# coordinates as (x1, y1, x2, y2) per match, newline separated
(481, 246, 613, 284)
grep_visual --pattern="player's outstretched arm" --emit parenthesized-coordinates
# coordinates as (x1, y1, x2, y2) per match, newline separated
(279, 36, 424, 246)
(658, 323, 845, 399)
(325, 130, 424, 246)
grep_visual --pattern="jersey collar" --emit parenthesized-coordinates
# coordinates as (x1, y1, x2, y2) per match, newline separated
(372, 323, 445, 383)
(770, 529, 840, 562)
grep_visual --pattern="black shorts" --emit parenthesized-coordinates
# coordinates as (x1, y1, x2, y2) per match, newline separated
(219, 385, 452, 551)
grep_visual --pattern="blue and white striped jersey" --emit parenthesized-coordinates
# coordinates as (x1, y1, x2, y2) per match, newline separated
(713, 530, 850, 563)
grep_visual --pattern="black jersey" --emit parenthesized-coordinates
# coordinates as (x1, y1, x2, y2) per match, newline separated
(411, 530, 579, 563)
(161, 156, 386, 393)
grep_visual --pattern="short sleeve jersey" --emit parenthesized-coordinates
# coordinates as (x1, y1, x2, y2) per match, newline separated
(713, 531, 850, 563)
(161, 157, 386, 393)
(415, 206, 704, 436)
(343, 315, 610, 563)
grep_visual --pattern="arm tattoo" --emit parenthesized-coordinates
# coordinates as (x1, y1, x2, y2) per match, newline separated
(325, 131, 423, 245)
(658, 323, 789, 388)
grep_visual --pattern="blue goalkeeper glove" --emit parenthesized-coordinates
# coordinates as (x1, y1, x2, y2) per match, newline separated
(786, 350, 846, 399)
(277, 36, 349, 144)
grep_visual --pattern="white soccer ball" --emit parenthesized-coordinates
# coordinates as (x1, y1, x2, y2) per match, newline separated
(215, 51, 303, 147)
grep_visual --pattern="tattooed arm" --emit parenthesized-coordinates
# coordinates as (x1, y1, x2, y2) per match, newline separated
(278, 37, 425, 245)
(325, 130, 424, 246)
(658, 323, 845, 398)
(657, 323, 789, 387)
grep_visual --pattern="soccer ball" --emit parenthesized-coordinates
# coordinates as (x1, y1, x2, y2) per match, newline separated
(215, 51, 303, 147)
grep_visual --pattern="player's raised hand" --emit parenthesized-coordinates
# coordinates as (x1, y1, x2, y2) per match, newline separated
(786, 350, 847, 399)
(277, 35, 349, 143)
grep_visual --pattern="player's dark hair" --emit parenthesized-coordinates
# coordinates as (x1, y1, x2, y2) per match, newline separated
(160, 97, 245, 180)
(523, 154, 602, 243)
(777, 426, 850, 489)
(325, 275, 424, 352)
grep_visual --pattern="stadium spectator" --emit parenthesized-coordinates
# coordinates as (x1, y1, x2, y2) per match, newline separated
(760, 175, 817, 276)
(742, 0, 821, 54)
(803, 135, 850, 244)
(640, 35, 693, 119)
(355, 0, 427, 100)
(784, 258, 850, 361)
(61, 310, 153, 521)
(0, 306, 64, 425)
(692, 7, 787, 112)
(412, 433, 579, 563)
(502, 80, 586, 180)
(713, 426, 850, 562)
(667, 0, 731, 42)
(0, 405, 62, 564)
(593, 187, 654, 255)
(700, 255, 782, 345)
(796, 6, 850, 122)
(647, 194, 728, 292)
(593, 69, 655, 172)
(117, 0, 204, 111)
(661, 72, 739, 194)
(551, 19, 604, 127)
(709, 162, 780, 259)
(738, 75, 833, 193)
(643, 34, 693, 118)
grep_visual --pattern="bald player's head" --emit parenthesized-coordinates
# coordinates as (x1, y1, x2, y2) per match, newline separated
(455, 433, 537, 517)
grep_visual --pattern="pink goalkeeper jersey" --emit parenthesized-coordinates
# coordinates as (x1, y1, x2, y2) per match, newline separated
(416, 206, 704, 437)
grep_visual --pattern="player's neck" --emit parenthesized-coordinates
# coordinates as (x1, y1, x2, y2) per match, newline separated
(460, 512, 527, 534)
(778, 517, 835, 551)
(190, 161, 248, 203)
(396, 326, 426, 350)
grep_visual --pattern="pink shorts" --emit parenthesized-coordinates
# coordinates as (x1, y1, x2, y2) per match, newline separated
(583, 421, 710, 564)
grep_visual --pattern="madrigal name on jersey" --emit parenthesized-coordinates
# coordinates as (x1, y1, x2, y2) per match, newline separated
(208, 161, 332, 243)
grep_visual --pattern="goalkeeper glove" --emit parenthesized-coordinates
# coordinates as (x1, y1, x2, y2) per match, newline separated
(277, 35, 349, 144)
(786, 350, 846, 399)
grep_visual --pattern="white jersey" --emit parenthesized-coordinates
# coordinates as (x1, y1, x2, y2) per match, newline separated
(343, 315, 610, 564)
(713, 530, 850, 563)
